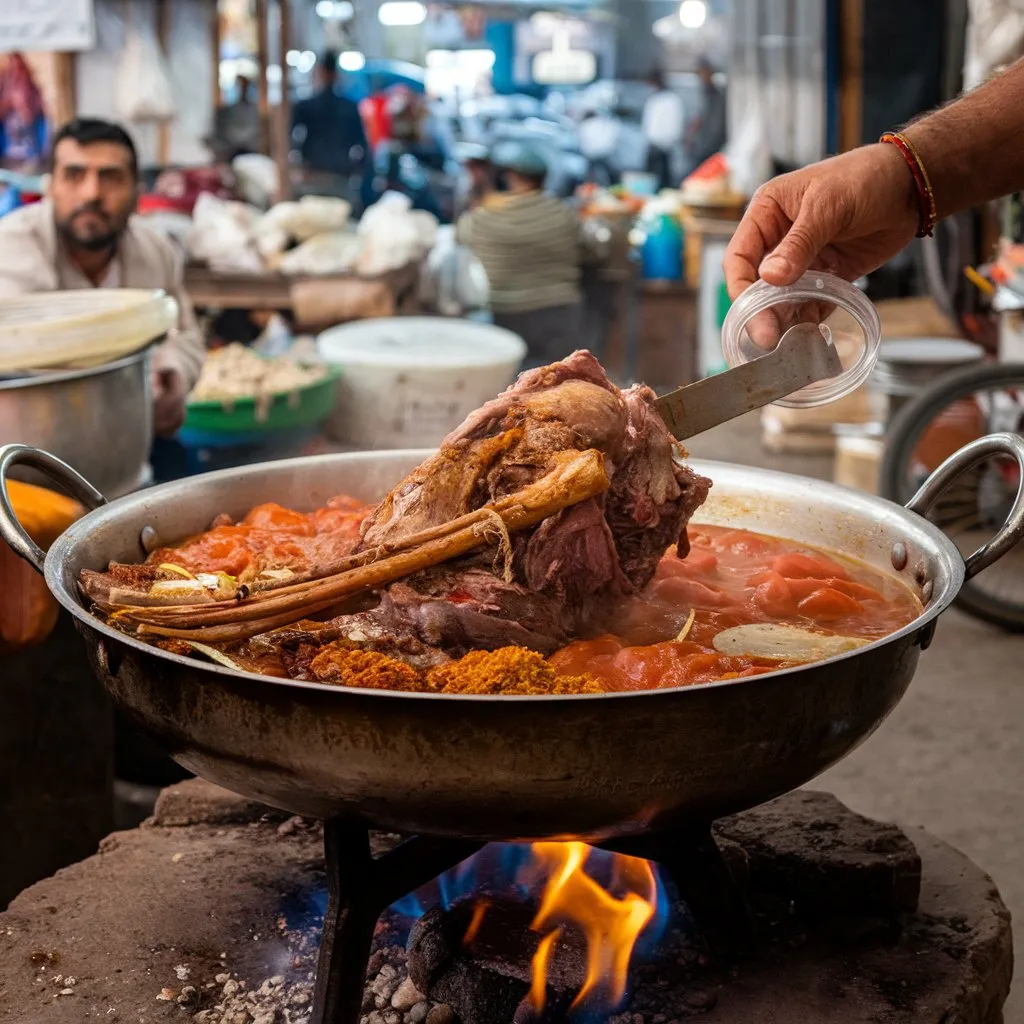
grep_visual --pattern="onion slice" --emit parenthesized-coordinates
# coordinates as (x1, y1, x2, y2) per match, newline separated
(712, 623, 869, 662)
(158, 563, 194, 579)
(675, 608, 696, 642)
(184, 641, 246, 672)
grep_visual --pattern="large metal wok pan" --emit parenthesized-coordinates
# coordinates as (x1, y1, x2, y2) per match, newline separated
(2, 437, 1023, 842)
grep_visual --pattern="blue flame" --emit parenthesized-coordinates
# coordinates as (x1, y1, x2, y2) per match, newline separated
(391, 842, 535, 919)
(388, 841, 670, 952)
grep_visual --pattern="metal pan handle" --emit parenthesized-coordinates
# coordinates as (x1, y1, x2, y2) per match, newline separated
(905, 432, 1024, 581)
(0, 444, 107, 575)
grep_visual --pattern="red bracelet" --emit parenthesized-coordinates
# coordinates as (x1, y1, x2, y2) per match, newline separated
(880, 131, 938, 238)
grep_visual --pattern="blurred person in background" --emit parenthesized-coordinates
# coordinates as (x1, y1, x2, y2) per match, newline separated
(685, 57, 727, 171)
(642, 69, 684, 190)
(292, 51, 369, 182)
(453, 142, 494, 214)
(456, 143, 586, 366)
(207, 73, 261, 163)
(0, 118, 205, 437)
(578, 104, 621, 186)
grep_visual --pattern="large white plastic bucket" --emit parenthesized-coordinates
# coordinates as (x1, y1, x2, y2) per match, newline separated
(317, 317, 527, 449)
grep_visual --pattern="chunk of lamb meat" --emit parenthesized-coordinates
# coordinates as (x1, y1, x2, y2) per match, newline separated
(331, 350, 710, 657)
(329, 566, 571, 658)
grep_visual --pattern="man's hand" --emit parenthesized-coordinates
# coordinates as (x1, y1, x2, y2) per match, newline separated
(152, 366, 187, 438)
(723, 143, 919, 349)
(724, 144, 919, 294)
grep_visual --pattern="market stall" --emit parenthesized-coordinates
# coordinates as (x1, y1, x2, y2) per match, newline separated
(184, 261, 423, 323)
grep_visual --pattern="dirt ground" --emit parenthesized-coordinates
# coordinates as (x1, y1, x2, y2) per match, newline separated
(687, 412, 1023, 1023)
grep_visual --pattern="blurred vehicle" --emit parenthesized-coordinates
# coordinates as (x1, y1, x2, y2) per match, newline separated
(340, 60, 426, 103)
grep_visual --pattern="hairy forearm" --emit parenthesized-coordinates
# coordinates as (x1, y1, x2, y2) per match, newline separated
(904, 57, 1024, 218)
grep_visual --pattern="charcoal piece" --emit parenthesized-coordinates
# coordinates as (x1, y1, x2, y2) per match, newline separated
(408, 899, 590, 1024)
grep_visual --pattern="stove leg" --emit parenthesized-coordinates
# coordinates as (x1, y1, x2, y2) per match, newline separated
(311, 821, 379, 1024)
(310, 825, 485, 1024)
(660, 826, 755, 959)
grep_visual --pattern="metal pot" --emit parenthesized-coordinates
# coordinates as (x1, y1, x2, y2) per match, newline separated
(0, 350, 153, 499)
(1, 436, 1022, 842)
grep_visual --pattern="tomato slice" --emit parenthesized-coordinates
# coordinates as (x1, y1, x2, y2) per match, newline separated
(751, 573, 795, 616)
(772, 551, 849, 580)
(797, 587, 863, 621)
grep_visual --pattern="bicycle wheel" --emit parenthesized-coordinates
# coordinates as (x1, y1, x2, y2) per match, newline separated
(880, 362, 1024, 631)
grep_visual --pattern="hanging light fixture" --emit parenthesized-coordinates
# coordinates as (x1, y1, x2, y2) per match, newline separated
(378, 1, 427, 27)
(678, 0, 707, 28)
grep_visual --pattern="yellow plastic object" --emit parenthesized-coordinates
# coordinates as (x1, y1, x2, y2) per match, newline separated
(0, 480, 83, 652)
(0, 289, 178, 374)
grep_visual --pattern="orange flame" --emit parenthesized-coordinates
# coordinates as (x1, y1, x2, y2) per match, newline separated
(463, 900, 490, 946)
(525, 842, 658, 1013)
(529, 928, 562, 1010)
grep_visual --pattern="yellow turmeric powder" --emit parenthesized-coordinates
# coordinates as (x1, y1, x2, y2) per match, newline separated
(305, 642, 603, 695)
(309, 646, 424, 691)
(427, 648, 603, 696)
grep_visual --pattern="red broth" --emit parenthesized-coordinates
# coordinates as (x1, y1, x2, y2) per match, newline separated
(548, 525, 921, 691)
(146, 497, 370, 580)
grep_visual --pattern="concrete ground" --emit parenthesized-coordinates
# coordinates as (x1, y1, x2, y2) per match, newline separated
(687, 412, 1023, 1021)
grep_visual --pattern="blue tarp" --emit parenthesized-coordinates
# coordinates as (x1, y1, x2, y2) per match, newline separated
(338, 60, 426, 103)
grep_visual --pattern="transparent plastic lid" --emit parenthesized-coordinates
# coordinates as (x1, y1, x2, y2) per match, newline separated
(721, 271, 881, 409)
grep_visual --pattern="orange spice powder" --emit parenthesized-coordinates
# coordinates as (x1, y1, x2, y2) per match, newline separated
(306, 643, 602, 695)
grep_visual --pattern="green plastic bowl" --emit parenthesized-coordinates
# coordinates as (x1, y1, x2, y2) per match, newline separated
(183, 367, 340, 435)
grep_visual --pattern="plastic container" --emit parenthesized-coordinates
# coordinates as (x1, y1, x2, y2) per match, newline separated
(833, 424, 885, 495)
(640, 213, 683, 281)
(183, 369, 339, 435)
(317, 317, 527, 449)
(622, 171, 658, 197)
(721, 271, 882, 409)
(697, 238, 729, 377)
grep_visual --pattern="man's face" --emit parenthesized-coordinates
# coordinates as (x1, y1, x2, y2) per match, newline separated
(51, 138, 137, 252)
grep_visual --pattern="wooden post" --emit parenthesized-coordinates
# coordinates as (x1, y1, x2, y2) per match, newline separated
(838, 0, 864, 153)
(274, 0, 293, 201)
(211, 0, 223, 112)
(52, 53, 77, 127)
(256, 0, 271, 154)
(157, 0, 172, 165)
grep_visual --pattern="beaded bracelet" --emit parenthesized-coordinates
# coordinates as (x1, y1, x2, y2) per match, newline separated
(880, 131, 938, 238)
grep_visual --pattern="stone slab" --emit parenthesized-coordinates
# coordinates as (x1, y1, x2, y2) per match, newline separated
(714, 789, 922, 915)
(0, 782, 1011, 1024)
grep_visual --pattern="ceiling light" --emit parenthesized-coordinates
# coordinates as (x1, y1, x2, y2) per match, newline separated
(315, 0, 335, 16)
(378, 1, 426, 27)
(678, 0, 707, 28)
(339, 50, 366, 71)
(652, 15, 676, 38)
(286, 49, 301, 66)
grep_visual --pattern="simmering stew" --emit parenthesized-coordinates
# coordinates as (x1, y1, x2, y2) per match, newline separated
(550, 525, 920, 690)
(85, 494, 920, 694)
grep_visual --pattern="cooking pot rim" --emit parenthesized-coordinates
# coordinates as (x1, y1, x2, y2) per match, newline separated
(0, 347, 150, 391)
(39, 449, 964, 703)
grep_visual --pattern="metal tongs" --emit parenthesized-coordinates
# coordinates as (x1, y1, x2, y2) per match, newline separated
(654, 323, 844, 441)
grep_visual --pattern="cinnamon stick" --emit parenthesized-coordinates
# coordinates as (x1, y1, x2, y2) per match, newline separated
(125, 449, 609, 643)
